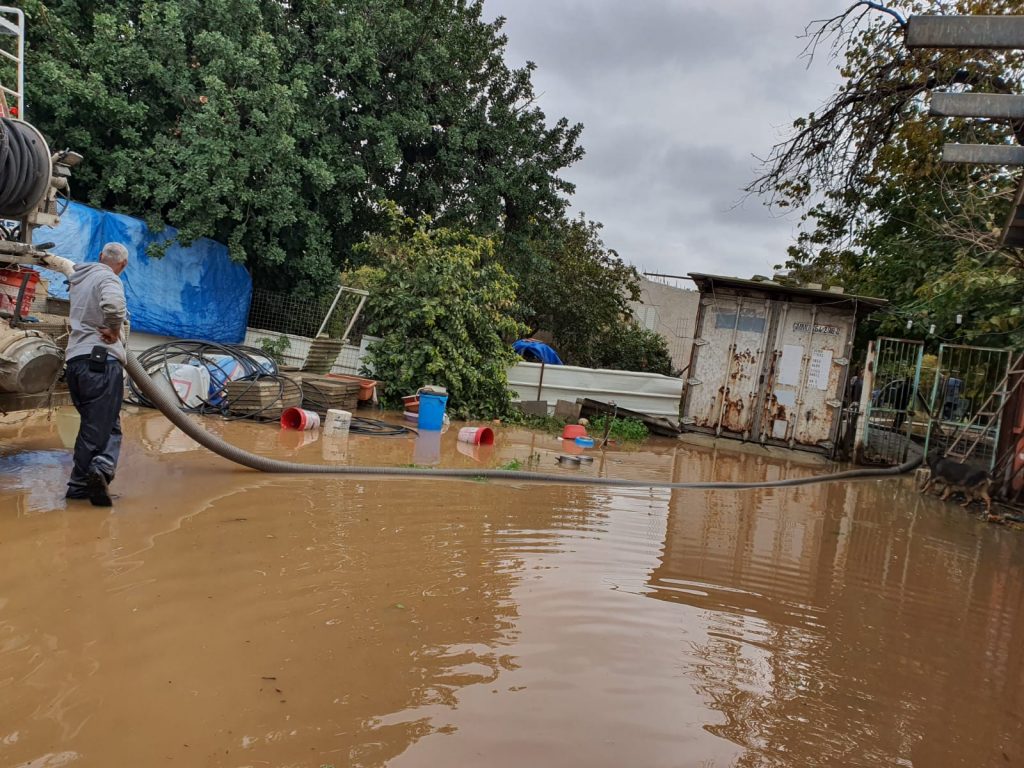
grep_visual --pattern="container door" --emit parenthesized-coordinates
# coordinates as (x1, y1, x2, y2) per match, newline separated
(683, 296, 770, 438)
(762, 304, 852, 450)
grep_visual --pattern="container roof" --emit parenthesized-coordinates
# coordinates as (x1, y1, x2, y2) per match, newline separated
(687, 273, 888, 311)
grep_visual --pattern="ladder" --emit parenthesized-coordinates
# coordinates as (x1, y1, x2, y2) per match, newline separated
(0, 6, 24, 118)
(945, 351, 1024, 463)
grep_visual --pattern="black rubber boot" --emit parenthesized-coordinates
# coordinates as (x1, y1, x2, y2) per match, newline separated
(87, 471, 113, 507)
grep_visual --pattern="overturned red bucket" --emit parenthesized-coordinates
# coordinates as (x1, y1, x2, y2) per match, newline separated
(457, 426, 494, 445)
(280, 407, 321, 431)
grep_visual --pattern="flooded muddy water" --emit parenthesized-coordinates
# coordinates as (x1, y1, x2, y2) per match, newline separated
(1, 407, 1023, 767)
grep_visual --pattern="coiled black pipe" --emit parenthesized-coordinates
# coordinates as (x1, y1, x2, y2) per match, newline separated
(125, 351, 921, 487)
(0, 118, 51, 218)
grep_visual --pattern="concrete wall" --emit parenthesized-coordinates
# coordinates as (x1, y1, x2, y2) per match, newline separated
(629, 277, 700, 375)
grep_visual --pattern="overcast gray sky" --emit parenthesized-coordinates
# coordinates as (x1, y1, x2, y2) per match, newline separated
(484, 0, 849, 281)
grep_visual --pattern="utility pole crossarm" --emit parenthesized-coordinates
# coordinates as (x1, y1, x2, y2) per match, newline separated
(931, 93, 1024, 120)
(942, 143, 1024, 165)
(907, 15, 1024, 49)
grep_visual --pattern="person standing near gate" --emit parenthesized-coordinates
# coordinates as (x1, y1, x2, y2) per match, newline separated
(45, 243, 131, 506)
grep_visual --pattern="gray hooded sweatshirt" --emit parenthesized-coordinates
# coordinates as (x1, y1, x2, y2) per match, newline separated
(65, 262, 128, 365)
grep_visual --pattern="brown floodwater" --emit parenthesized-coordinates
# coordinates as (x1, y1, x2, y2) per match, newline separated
(1, 407, 1022, 767)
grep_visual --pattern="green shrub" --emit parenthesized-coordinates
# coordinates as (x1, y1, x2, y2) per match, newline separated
(590, 322, 674, 376)
(258, 335, 290, 365)
(352, 206, 527, 419)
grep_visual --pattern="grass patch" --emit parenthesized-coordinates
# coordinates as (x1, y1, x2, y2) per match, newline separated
(588, 415, 648, 443)
(511, 414, 565, 435)
(512, 411, 649, 444)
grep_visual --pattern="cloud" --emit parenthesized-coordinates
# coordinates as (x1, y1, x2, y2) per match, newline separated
(486, 0, 848, 280)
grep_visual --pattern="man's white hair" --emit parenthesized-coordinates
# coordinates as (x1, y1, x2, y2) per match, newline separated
(100, 242, 129, 265)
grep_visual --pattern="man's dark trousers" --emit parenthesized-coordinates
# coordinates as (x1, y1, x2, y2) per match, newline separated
(65, 357, 123, 498)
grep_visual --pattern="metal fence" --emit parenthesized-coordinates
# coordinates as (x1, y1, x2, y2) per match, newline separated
(925, 344, 1011, 470)
(247, 286, 367, 341)
(862, 338, 924, 464)
(246, 285, 370, 372)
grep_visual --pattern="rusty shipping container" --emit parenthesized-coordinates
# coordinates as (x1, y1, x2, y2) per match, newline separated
(681, 274, 886, 457)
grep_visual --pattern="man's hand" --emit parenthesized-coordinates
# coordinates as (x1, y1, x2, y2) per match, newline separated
(99, 327, 119, 344)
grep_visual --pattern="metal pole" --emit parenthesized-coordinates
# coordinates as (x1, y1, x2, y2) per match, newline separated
(339, 293, 368, 343)
(13, 7, 20, 118)
(901, 341, 926, 463)
(315, 284, 345, 338)
(853, 339, 876, 462)
(0, 7, 25, 117)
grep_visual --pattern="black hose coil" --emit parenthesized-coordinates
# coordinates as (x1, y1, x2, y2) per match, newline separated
(0, 118, 51, 218)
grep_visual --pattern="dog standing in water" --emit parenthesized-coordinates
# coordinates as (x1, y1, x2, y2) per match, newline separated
(920, 448, 993, 513)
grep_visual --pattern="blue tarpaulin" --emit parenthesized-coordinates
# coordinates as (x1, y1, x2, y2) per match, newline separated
(513, 339, 563, 365)
(31, 201, 251, 343)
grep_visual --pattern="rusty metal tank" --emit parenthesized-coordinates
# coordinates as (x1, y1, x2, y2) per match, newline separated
(0, 327, 63, 393)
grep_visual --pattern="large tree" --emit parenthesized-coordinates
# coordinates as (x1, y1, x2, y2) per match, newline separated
(20, 0, 582, 291)
(748, 0, 1024, 347)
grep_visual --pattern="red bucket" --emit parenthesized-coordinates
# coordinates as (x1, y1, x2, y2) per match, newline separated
(561, 424, 587, 440)
(457, 426, 494, 445)
(281, 407, 321, 431)
(0, 268, 40, 319)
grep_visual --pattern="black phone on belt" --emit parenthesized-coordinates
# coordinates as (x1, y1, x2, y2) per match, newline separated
(89, 345, 107, 372)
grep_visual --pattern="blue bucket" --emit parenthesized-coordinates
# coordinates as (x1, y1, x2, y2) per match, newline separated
(417, 392, 448, 431)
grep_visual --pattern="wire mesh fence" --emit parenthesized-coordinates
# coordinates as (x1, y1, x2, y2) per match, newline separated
(245, 286, 371, 373)
(247, 287, 356, 340)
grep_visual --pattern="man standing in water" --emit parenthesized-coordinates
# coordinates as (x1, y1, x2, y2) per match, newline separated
(45, 243, 131, 506)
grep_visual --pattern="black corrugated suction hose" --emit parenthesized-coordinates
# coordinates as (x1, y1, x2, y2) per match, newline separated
(0, 118, 51, 217)
(125, 351, 921, 488)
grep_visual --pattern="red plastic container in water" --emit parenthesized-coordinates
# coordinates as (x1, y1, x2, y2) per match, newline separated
(0, 268, 39, 319)
(457, 426, 494, 445)
(561, 424, 588, 440)
(280, 407, 321, 430)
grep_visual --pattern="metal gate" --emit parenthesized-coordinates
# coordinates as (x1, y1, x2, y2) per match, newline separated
(862, 337, 924, 465)
(925, 344, 1011, 471)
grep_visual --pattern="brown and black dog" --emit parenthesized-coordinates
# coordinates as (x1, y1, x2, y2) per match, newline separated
(920, 448, 993, 513)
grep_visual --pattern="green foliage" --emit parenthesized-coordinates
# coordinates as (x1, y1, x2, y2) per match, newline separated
(512, 411, 648, 442)
(754, 0, 1024, 350)
(20, 0, 677, 369)
(258, 334, 290, 365)
(588, 416, 649, 443)
(352, 206, 526, 419)
(21, 0, 582, 291)
(589, 322, 674, 375)
(512, 414, 566, 435)
(517, 216, 665, 371)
